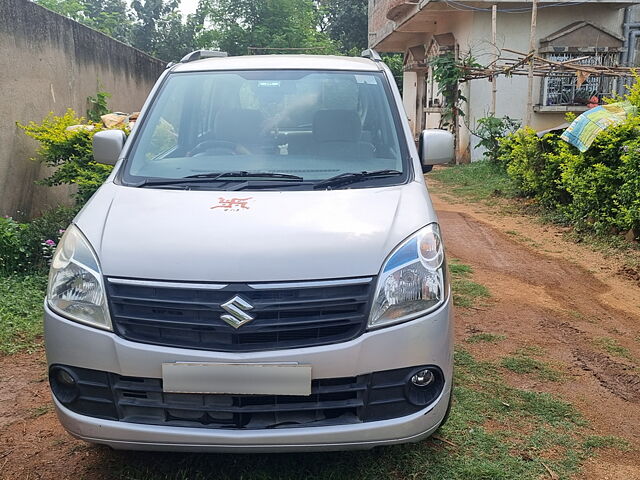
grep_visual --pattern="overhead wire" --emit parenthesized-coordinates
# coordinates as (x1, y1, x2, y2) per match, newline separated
(441, 0, 589, 14)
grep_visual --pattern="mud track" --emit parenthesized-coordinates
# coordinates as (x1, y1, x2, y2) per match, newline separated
(433, 193, 640, 479)
(0, 190, 639, 479)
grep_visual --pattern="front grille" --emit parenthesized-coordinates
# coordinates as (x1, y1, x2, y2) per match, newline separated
(106, 277, 374, 352)
(50, 365, 445, 429)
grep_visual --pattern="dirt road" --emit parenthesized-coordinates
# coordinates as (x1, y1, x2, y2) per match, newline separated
(0, 190, 639, 479)
(431, 192, 640, 479)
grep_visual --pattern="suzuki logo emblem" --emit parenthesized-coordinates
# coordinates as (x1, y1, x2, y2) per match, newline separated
(220, 295, 255, 329)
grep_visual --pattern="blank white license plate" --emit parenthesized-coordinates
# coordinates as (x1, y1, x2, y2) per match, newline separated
(161, 362, 312, 396)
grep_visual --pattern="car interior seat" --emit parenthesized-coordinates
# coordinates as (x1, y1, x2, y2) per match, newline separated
(310, 109, 375, 159)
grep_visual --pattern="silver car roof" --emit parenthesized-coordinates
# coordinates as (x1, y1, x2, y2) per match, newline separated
(171, 54, 382, 73)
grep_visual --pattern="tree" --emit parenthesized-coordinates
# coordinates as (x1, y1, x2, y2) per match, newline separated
(35, 0, 85, 21)
(321, 0, 367, 54)
(199, 0, 338, 56)
(37, 0, 206, 62)
(81, 0, 131, 40)
(130, 0, 205, 61)
(37, 0, 363, 62)
(381, 53, 403, 92)
(35, 0, 132, 40)
(131, 0, 172, 55)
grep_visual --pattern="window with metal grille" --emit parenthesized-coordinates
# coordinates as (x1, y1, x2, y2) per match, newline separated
(541, 52, 618, 107)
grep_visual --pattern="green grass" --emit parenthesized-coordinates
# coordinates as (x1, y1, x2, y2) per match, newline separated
(448, 262, 473, 276)
(428, 162, 517, 202)
(502, 354, 562, 382)
(582, 435, 630, 451)
(500, 230, 541, 248)
(466, 333, 506, 344)
(501, 346, 562, 382)
(592, 337, 632, 360)
(518, 345, 545, 357)
(28, 404, 53, 418)
(0, 274, 47, 355)
(449, 260, 491, 308)
(103, 348, 610, 480)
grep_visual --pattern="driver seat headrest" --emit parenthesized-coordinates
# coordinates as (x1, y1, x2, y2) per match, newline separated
(313, 109, 362, 143)
(214, 108, 265, 144)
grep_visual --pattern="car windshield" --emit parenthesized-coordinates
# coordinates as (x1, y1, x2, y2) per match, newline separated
(122, 69, 407, 189)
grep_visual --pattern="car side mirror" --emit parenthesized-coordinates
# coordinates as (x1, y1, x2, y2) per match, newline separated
(93, 130, 126, 165)
(418, 129, 454, 173)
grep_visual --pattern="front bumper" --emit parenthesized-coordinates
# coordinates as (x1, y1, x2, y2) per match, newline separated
(44, 298, 453, 452)
(53, 389, 451, 452)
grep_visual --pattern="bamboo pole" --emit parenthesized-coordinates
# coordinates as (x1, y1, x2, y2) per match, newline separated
(491, 4, 497, 115)
(525, 0, 538, 126)
(456, 47, 637, 81)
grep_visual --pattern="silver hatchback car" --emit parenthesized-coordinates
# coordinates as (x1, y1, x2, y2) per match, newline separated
(44, 50, 454, 452)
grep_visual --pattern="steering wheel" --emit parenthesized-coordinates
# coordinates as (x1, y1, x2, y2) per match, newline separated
(188, 140, 246, 156)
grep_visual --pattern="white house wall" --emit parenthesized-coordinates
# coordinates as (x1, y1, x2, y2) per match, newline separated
(466, 4, 625, 160)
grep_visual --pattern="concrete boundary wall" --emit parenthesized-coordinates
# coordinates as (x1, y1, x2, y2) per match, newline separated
(0, 0, 166, 217)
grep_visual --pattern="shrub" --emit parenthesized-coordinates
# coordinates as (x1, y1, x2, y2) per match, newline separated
(22, 206, 77, 270)
(17, 109, 115, 206)
(560, 115, 640, 233)
(474, 115, 521, 163)
(87, 89, 111, 123)
(10, 98, 121, 272)
(0, 207, 76, 274)
(498, 126, 540, 175)
(617, 139, 640, 233)
(534, 134, 576, 208)
(0, 216, 29, 273)
(497, 112, 640, 238)
(497, 127, 570, 208)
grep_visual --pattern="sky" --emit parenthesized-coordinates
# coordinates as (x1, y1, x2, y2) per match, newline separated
(179, 0, 199, 15)
(128, 0, 200, 16)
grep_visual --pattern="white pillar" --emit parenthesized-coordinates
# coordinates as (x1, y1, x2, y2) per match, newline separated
(402, 71, 418, 138)
(416, 71, 426, 134)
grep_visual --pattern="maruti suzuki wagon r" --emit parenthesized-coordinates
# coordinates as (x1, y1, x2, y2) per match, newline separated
(44, 49, 455, 452)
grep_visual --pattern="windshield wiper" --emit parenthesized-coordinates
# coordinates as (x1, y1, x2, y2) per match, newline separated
(184, 171, 303, 181)
(226, 180, 307, 191)
(134, 171, 303, 187)
(313, 169, 402, 190)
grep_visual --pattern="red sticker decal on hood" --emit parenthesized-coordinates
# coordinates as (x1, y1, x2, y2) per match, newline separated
(210, 197, 253, 212)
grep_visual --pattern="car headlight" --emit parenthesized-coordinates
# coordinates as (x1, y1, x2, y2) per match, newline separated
(368, 223, 447, 329)
(47, 224, 112, 331)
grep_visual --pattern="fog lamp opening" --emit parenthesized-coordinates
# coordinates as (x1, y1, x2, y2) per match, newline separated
(404, 366, 445, 407)
(49, 365, 79, 404)
(411, 369, 435, 387)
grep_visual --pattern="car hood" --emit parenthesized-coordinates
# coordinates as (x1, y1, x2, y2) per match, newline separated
(76, 182, 438, 282)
